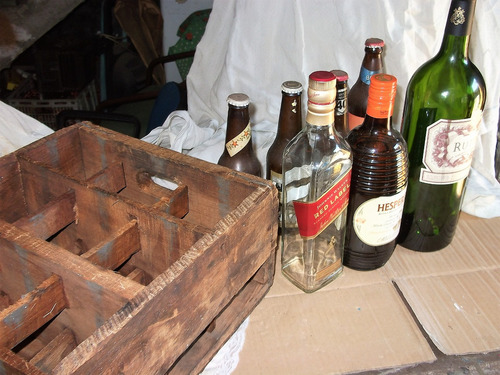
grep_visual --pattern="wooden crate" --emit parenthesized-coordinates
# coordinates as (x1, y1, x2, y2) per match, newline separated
(0, 123, 278, 374)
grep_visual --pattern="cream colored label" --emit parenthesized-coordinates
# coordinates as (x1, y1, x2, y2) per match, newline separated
(420, 113, 481, 185)
(225, 122, 251, 157)
(353, 188, 406, 247)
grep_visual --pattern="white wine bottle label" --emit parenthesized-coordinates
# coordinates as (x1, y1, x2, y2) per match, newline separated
(225, 122, 251, 157)
(353, 188, 406, 247)
(420, 113, 481, 184)
(293, 169, 351, 239)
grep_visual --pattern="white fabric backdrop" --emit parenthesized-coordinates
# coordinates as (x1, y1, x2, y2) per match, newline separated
(145, 0, 500, 218)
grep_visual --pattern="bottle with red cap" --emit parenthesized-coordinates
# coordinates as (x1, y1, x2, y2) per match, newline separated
(344, 74, 408, 271)
(330, 69, 349, 137)
(281, 71, 352, 293)
(347, 38, 385, 131)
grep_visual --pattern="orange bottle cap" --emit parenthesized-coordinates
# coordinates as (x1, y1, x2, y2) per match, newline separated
(366, 74, 397, 119)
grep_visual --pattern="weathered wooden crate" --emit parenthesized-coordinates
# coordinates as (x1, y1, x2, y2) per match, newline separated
(0, 123, 278, 374)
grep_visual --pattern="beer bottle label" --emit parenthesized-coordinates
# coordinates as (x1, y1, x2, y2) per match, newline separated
(360, 66, 382, 85)
(226, 122, 251, 157)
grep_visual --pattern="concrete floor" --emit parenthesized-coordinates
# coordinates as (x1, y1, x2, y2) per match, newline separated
(358, 349, 500, 375)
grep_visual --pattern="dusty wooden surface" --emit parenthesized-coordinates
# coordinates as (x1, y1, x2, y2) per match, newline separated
(0, 123, 278, 374)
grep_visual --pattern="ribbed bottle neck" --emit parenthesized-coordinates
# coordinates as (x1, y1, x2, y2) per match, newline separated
(306, 103, 335, 127)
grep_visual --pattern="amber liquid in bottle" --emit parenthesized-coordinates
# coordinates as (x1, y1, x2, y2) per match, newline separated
(347, 38, 385, 131)
(344, 74, 408, 271)
(218, 93, 262, 177)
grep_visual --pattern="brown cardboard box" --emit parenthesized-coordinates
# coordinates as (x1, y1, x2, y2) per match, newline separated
(234, 213, 500, 374)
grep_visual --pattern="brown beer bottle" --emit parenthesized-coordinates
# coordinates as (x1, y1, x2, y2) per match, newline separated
(347, 38, 385, 131)
(266, 81, 303, 181)
(344, 74, 408, 271)
(218, 93, 262, 177)
(330, 70, 349, 137)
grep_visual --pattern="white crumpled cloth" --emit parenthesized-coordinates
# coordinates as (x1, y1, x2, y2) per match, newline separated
(149, 0, 500, 219)
(0, 100, 53, 156)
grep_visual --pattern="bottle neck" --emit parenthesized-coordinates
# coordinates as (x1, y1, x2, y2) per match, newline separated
(438, 0, 475, 59)
(439, 35, 470, 60)
(306, 102, 335, 128)
(277, 93, 302, 137)
(225, 106, 249, 141)
(358, 50, 383, 85)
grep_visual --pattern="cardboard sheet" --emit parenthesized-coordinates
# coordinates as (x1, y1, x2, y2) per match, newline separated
(234, 282, 435, 375)
(234, 214, 500, 373)
(385, 213, 500, 278)
(396, 269, 500, 355)
(386, 213, 500, 355)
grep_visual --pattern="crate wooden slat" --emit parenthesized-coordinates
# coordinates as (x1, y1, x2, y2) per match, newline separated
(0, 123, 278, 374)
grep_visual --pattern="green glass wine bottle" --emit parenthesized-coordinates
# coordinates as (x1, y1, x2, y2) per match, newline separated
(398, 0, 486, 252)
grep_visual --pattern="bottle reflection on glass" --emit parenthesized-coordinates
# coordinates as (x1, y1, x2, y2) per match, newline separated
(218, 93, 262, 177)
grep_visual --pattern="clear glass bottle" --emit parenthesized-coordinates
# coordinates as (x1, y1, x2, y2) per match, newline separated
(218, 93, 262, 177)
(330, 69, 349, 138)
(344, 74, 408, 271)
(347, 38, 385, 132)
(281, 71, 352, 293)
(398, 0, 486, 252)
(266, 81, 303, 221)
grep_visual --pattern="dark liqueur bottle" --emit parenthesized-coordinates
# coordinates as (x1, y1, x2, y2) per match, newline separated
(344, 74, 408, 271)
